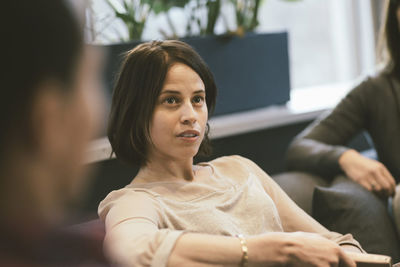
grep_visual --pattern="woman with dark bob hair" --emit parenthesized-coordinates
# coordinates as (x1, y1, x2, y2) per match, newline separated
(99, 40, 364, 267)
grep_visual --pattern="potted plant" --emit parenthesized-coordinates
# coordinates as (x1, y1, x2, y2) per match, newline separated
(91, 0, 296, 116)
(178, 0, 293, 115)
(103, 0, 189, 40)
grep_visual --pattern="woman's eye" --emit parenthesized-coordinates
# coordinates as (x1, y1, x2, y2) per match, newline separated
(163, 97, 178, 104)
(193, 96, 204, 104)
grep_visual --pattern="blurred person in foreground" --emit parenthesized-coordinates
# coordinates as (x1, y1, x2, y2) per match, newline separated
(0, 0, 108, 265)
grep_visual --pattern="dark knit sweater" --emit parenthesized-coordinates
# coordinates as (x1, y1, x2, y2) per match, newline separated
(286, 72, 400, 183)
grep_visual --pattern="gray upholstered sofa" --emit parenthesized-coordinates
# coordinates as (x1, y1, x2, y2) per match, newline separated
(272, 170, 400, 262)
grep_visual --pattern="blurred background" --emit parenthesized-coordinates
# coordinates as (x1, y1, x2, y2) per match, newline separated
(79, 0, 384, 217)
(84, 0, 384, 90)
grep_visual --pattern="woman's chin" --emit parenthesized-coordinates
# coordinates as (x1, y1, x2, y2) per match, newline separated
(175, 147, 201, 160)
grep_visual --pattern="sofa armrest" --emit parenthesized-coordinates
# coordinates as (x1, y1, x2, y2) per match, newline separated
(272, 171, 329, 215)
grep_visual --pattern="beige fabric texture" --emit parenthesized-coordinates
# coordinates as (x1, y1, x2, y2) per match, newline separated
(98, 155, 362, 267)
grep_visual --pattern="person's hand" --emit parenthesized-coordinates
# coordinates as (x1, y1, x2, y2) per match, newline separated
(248, 232, 356, 267)
(338, 149, 396, 197)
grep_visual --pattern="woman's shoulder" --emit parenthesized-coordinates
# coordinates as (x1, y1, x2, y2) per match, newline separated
(353, 72, 393, 95)
(98, 187, 159, 220)
(334, 73, 394, 112)
(205, 155, 263, 178)
(206, 155, 274, 190)
(345, 73, 400, 113)
(206, 155, 255, 168)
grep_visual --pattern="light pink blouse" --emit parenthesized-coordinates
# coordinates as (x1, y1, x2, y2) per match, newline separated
(99, 155, 362, 266)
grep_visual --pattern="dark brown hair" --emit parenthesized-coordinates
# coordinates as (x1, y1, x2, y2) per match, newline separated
(379, 0, 400, 77)
(108, 40, 217, 166)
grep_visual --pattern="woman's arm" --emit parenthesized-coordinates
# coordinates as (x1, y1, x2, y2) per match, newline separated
(100, 187, 356, 267)
(286, 79, 373, 179)
(100, 190, 185, 266)
(169, 231, 356, 267)
(287, 76, 397, 195)
(106, 217, 356, 267)
(239, 156, 364, 252)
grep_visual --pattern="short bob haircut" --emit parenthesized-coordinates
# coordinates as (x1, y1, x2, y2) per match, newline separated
(108, 40, 217, 166)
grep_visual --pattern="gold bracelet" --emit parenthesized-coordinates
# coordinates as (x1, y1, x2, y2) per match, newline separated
(236, 234, 248, 267)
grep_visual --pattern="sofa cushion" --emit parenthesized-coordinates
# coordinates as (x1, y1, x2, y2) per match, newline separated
(272, 171, 329, 215)
(312, 176, 400, 261)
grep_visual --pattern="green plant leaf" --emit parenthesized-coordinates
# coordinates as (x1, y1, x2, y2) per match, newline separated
(151, 0, 189, 14)
(122, 0, 130, 12)
(115, 12, 134, 23)
(152, 2, 165, 14)
(206, 0, 221, 35)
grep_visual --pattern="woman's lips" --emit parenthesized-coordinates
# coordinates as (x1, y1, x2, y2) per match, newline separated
(177, 130, 200, 142)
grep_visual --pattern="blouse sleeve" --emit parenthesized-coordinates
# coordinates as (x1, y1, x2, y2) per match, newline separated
(236, 156, 364, 252)
(98, 188, 185, 267)
(286, 78, 374, 179)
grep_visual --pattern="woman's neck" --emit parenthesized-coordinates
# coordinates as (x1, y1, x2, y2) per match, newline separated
(137, 156, 197, 183)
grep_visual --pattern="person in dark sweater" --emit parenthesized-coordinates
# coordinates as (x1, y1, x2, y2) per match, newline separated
(0, 0, 108, 265)
(287, 73, 399, 190)
(286, 0, 400, 261)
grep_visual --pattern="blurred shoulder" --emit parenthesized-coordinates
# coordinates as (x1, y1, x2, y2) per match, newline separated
(352, 72, 393, 96)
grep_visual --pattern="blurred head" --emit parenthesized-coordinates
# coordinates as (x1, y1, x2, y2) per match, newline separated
(379, 0, 400, 77)
(0, 0, 104, 222)
(108, 40, 217, 166)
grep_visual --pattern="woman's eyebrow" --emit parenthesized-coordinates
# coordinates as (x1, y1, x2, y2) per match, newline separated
(160, 89, 205, 95)
(159, 90, 181, 95)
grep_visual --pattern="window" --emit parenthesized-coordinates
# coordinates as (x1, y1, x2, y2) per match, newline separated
(256, 0, 377, 89)
(87, 0, 379, 89)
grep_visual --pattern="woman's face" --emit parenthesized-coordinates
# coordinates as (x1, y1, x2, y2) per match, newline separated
(23, 46, 104, 222)
(48, 47, 104, 214)
(148, 63, 208, 162)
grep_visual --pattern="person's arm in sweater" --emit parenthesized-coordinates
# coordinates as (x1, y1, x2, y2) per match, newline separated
(286, 78, 395, 196)
(286, 79, 370, 178)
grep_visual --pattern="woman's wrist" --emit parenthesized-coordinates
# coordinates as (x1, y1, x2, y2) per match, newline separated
(236, 234, 248, 267)
(338, 149, 358, 171)
(246, 233, 288, 266)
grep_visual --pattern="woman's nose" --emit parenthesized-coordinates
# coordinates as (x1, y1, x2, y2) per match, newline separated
(180, 102, 197, 125)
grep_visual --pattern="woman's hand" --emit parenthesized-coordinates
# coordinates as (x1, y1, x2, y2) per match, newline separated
(248, 232, 356, 267)
(169, 232, 356, 267)
(338, 149, 396, 197)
